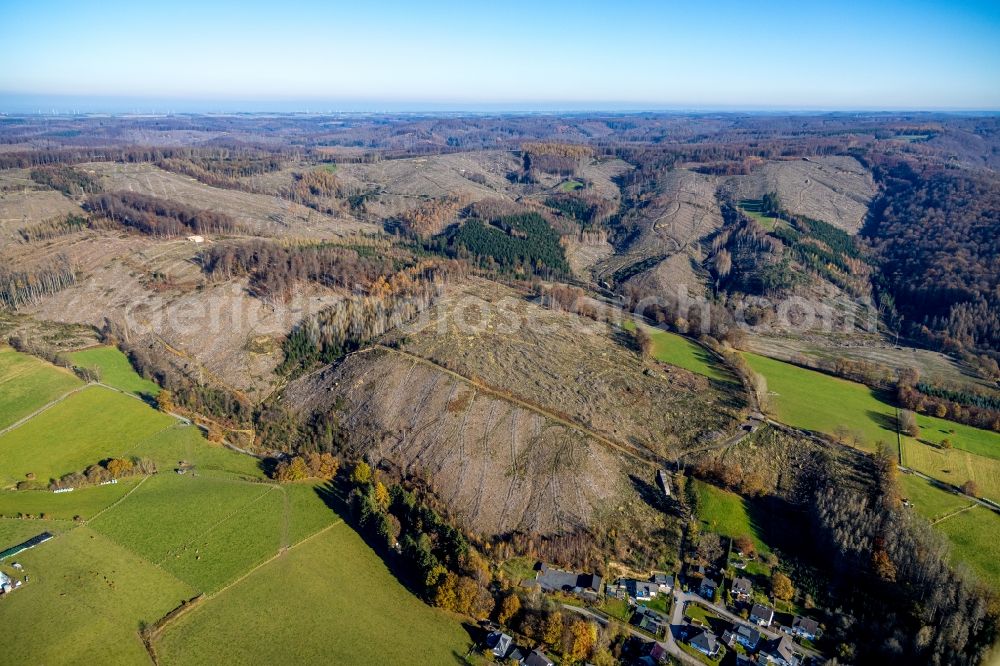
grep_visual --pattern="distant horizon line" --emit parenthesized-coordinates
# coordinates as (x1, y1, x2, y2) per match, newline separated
(2, 93, 999, 116)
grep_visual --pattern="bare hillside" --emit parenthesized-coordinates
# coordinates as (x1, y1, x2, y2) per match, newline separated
(723, 156, 875, 233)
(282, 348, 639, 536)
(83, 161, 377, 239)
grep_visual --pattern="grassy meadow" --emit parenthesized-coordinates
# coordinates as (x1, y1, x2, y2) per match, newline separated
(68, 345, 160, 397)
(744, 352, 1000, 500)
(694, 478, 769, 555)
(0, 385, 176, 486)
(0, 527, 198, 666)
(624, 320, 732, 382)
(0, 348, 470, 664)
(155, 523, 473, 666)
(936, 506, 1000, 590)
(0, 345, 82, 430)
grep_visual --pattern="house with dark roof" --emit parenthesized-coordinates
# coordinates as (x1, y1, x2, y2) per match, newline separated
(700, 577, 719, 600)
(687, 628, 721, 658)
(750, 603, 774, 627)
(731, 576, 753, 601)
(522, 649, 554, 666)
(652, 572, 672, 592)
(736, 624, 761, 650)
(790, 615, 820, 640)
(533, 563, 603, 600)
(624, 578, 659, 601)
(759, 635, 800, 666)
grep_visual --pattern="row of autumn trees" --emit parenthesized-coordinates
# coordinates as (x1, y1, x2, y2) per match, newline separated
(811, 443, 997, 664)
(17, 456, 156, 492)
(199, 240, 395, 302)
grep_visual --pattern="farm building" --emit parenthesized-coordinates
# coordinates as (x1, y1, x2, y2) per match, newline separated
(532, 563, 603, 600)
(0, 532, 54, 561)
(0, 570, 11, 594)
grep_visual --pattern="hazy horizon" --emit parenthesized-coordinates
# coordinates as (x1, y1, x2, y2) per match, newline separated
(3, 0, 999, 111)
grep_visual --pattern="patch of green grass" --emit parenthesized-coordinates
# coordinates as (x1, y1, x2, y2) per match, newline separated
(68, 345, 160, 397)
(161, 486, 285, 593)
(598, 597, 632, 621)
(560, 179, 584, 192)
(501, 555, 538, 586)
(0, 526, 196, 666)
(283, 481, 341, 545)
(89, 473, 274, 565)
(694, 479, 770, 555)
(630, 322, 732, 382)
(0, 385, 176, 486)
(0, 478, 142, 521)
(744, 352, 1000, 500)
(684, 602, 721, 626)
(0, 345, 82, 430)
(133, 425, 266, 481)
(900, 473, 971, 521)
(0, 517, 74, 546)
(936, 506, 1000, 591)
(643, 594, 671, 615)
(155, 523, 472, 666)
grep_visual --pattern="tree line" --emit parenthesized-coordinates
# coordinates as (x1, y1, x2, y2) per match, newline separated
(85, 191, 239, 237)
(0, 255, 76, 309)
(200, 240, 394, 302)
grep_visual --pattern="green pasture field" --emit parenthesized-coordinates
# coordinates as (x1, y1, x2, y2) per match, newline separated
(936, 506, 1000, 591)
(744, 352, 1000, 499)
(133, 425, 266, 481)
(155, 522, 473, 666)
(0, 385, 176, 486)
(161, 486, 285, 593)
(0, 345, 82, 430)
(0, 477, 141, 521)
(694, 479, 770, 555)
(68, 345, 160, 397)
(0, 517, 73, 547)
(899, 473, 972, 522)
(88, 473, 274, 565)
(0, 526, 196, 666)
(560, 179, 584, 192)
(624, 320, 732, 382)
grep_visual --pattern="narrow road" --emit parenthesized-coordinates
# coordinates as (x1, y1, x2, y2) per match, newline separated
(561, 602, 703, 666)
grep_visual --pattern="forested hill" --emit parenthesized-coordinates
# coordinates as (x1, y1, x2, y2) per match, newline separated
(865, 161, 1000, 360)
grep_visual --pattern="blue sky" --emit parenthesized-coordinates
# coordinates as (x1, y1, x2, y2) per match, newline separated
(1, 0, 999, 111)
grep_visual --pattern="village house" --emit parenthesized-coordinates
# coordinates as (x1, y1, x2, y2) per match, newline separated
(533, 563, 603, 600)
(735, 624, 762, 650)
(750, 603, 775, 627)
(700, 577, 719, 600)
(484, 631, 514, 660)
(759, 635, 800, 666)
(790, 615, 820, 640)
(522, 649, 554, 666)
(731, 576, 753, 601)
(687, 627, 721, 658)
